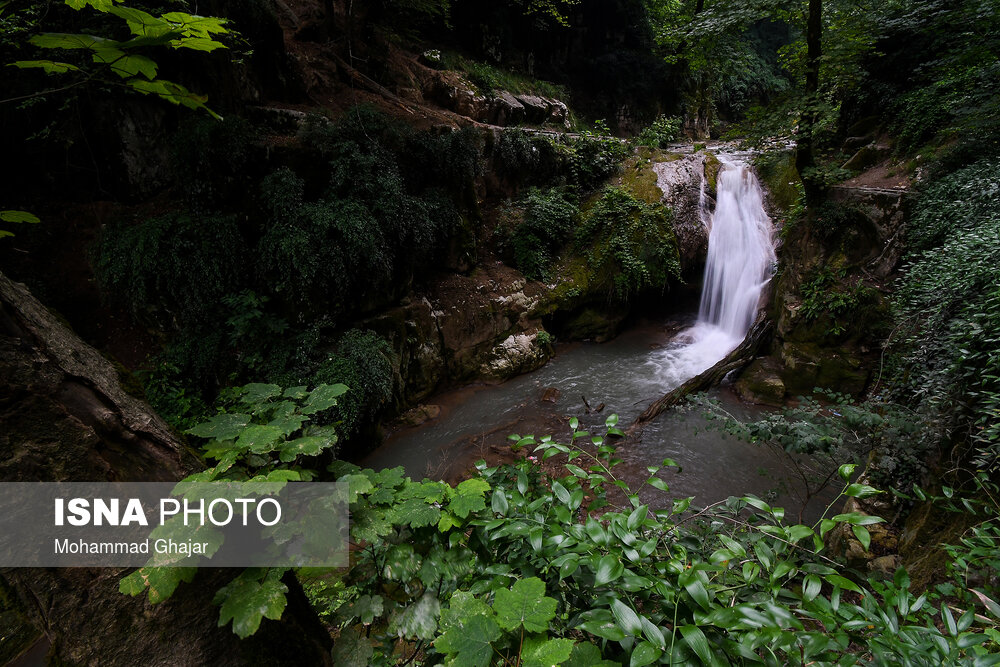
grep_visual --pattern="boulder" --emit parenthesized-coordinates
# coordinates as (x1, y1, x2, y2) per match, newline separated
(515, 94, 549, 124)
(490, 91, 525, 126)
(734, 357, 786, 406)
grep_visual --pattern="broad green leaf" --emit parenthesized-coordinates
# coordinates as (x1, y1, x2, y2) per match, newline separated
(494, 577, 557, 633)
(844, 483, 881, 498)
(838, 463, 856, 481)
(9, 60, 79, 74)
(565, 642, 618, 667)
(577, 610, 627, 641)
(436, 614, 501, 667)
(30, 32, 114, 50)
(679, 625, 713, 664)
(594, 554, 625, 586)
(852, 524, 871, 551)
(214, 569, 288, 638)
(301, 383, 348, 414)
(119, 566, 195, 604)
(66, 0, 114, 9)
(186, 413, 250, 441)
(630, 640, 662, 667)
(824, 574, 861, 593)
(277, 434, 335, 462)
(238, 424, 283, 454)
(389, 592, 439, 640)
(831, 512, 884, 526)
(522, 636, 575, 667)
(162, 12, 229, 37)
(241, 383, 282, 404)
(610, 598, 642, 636)
(388, 497, 441, 528)
(803, 574, 822, 601)
(330, 627, 374, 667)
(450, 478, 490, 518)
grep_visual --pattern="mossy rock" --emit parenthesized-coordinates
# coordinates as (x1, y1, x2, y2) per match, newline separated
(560, 307, 625, 342)
(779, 341, 869, 396)
(703, 152, 722, 196)
(734, 357, 786, 406)
(754, 151, 800, 215)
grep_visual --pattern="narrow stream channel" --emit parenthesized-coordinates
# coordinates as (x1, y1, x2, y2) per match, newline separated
(364, 151, 831, 518)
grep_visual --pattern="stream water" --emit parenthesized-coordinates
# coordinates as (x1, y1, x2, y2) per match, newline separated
(364, 151, 826, 515)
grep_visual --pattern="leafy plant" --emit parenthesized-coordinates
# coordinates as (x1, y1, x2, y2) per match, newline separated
(576, 187, 681, 300)
(505, 187, 579, 281)
(634, 115, 682, 149)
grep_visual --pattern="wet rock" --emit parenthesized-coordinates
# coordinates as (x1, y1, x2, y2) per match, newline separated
(544, 98, 571, 129)
(734, 357, 786, 406)
(480, 333, 549, 380)
(868, 555, 901, 577)
(541, 387, 561, 403)
(653, 154, 711, 278)
(561, 307, 626, 343)
(397, 404, 442, 427)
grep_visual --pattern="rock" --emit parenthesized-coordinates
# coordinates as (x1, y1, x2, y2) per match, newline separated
(561, 307, 625, 342)
(868, 555, 901, 577)
(544, 98, 571, 129)
(842, 135, 872, 152)
(778, 341, 869, 396)
(541, 387, 561, 403)
(489, 91, 525, 126)
(514, 94, 549, 124)
(846, 115, 881, 137)
(653, 154, 711, 278)
(734, 358, 786, 406)
(480, 333, 549, 380)
(842, 145, 889, 172)
(397, 404, 442, 427)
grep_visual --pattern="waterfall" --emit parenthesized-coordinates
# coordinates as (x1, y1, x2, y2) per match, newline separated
(649, 153, 776, 387)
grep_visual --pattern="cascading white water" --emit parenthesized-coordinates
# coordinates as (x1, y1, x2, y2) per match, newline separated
(649, 153, 776, 386)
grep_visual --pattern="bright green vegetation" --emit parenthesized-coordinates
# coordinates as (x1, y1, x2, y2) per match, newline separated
(437, 51, 568, 100)
(576, 187, 681, 301)
(129, 404, 1000, 664)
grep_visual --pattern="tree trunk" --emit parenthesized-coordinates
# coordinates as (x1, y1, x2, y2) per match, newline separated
(0, 272, 331, 666)
(629, 314, 773, 431)
(795, 0, 823, 205)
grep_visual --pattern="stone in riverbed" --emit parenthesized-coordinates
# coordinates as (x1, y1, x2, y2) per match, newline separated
(541, 387, 561, 403)
(397, 404, 442, 427)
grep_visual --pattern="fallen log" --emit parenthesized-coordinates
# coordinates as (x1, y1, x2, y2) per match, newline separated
(628, 313, 773, 432)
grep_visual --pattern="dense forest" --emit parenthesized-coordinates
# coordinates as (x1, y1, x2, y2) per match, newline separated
(1, 0, 999, 664)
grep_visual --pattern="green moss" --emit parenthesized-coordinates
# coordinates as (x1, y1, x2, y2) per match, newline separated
(703, 152, 722, 194)
(754, 151, 801, 215)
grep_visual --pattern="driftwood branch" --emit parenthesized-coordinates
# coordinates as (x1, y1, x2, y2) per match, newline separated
(628, 313, 773, 432)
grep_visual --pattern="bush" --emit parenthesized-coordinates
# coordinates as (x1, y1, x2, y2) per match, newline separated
(576, 187, 681, 300)
(507, 187, 578, 280)
(634, 115, 682, 148)
(311, 329, 394, 438)
(94, 211, 248, 329)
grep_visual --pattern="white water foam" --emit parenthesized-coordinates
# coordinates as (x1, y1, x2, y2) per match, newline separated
(649, 153, 776, 386)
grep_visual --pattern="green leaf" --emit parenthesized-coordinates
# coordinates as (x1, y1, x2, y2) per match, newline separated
(594, 554, 625, 586)
(803, 574, 822, 601)
(277, 434, 335, 462)
(577, 610, 627, 641)
(565, 642, 618, 667)
(610, 598, 642, 636)
(238, 424, 283, 454)
(30, 32, 114, 50)
(831, 512, 884, 526)
(389, 592, 439, 640)
(844, 483, 881, 498)
(66, 0, 114, 10)
(838, 463, 856, 481)
(186, 413, 249, 441)
(9, 60, 79, 74)
(119, 566, 196, 604)
(330, 627, 374, 667)
(522, 637, 575, 667)
(824, 574, 862, 593)
(450, 478, 490, 518)
(215, 568, 288, 638)
(679, 625, 713, 664)
(436, 614, 501, 667)
(852, 524, 871, 551)
(301, 383, 348, 414)
(493, 577, 557, 633)
(630, 640, 662, 667)
(242, 383, 283, 404)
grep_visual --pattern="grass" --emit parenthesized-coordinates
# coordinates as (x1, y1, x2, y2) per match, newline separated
(438, 51, 568, 100)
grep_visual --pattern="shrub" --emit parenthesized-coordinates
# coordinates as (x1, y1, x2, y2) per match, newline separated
(94, 211, 248, 329)
(576, 187, 681, 300)
(311, 329, 394, 438)
(634, 115, 682, 148)
(507, 187, 578, 280)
